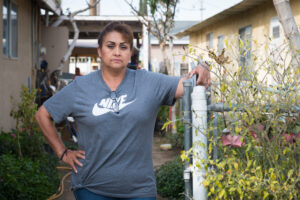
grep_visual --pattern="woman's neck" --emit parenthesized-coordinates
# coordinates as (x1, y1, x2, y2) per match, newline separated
(101, 67, 126, 91)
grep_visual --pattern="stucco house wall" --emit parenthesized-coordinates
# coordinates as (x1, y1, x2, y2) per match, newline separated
(41, 26, 69, 73)
(189, 0, 299, 62)
(0, 0, 35, 131)
(0, 0, 66, 131)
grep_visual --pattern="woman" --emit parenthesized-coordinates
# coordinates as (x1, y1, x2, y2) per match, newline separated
(35, 22, 210, 200)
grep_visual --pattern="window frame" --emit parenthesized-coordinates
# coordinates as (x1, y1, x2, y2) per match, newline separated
(2, 0, 9, 57)
(206, 32, 213, 49)
(238, 25, 252, 69)
(217, 34, 224, 54)
(2, 0, 18, 59)
(270, 17, 281, 40)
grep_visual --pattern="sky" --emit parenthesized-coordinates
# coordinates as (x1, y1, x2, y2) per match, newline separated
(61, 0, 242, 21)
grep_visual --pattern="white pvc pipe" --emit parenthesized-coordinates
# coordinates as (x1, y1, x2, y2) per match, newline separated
(191, 86, 208, 200)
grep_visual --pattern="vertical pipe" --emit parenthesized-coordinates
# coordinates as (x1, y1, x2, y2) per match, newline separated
(168, 106, 171, 130)
(28, 77, 31, 93)
(207, 86, 212, 122)
(183, 79, 193, 200)
(171, 105, 177, 134)
(213, 113, 219, 162)
(45, 10, 49, 27)
(191, 86, 207, 200)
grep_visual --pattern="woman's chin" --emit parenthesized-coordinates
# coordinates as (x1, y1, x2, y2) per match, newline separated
(103, 64, 127, 71)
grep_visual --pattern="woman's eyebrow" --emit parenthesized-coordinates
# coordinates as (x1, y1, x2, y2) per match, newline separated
(105, 41, 115, 44)
(120, 42, 129, 45)
(105, 41, 128, 45)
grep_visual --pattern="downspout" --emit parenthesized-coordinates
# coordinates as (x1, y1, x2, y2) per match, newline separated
(183, 79, 193, 200)
(213, 113, 219, 162)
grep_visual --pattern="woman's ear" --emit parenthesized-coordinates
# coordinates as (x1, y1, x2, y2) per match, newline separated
(97, 46, 102, 58)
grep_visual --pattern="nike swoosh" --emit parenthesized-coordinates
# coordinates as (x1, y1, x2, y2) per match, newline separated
(119, 100, 136, 110)
(92, 99, 136, 116)
(92, 104, 111, 116)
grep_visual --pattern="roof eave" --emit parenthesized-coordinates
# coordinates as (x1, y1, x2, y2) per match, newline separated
(175, 0, 270, 37)
(41, 0, 62, 16)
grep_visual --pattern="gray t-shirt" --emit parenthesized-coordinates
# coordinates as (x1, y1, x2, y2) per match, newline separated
(44, 68, 180, 198)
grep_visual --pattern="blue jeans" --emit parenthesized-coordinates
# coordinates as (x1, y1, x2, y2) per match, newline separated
(74, 188, 156, 200)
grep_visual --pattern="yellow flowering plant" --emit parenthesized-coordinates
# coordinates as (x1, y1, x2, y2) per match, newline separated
(182, 36, 300, 199)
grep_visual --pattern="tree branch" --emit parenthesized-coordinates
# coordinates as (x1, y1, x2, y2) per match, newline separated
(49, 0, 101, 90)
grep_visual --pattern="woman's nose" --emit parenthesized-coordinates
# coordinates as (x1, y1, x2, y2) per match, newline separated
(114, 47, 120, 56)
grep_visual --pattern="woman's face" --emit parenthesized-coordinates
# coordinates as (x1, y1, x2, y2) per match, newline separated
(97, 31, 132, 71)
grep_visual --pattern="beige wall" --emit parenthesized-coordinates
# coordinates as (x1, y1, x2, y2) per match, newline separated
(0, 0, 35, 131)
(189, 0, 300, 62)
(41, 26, 69, 73)
(0, 1, 69, 131)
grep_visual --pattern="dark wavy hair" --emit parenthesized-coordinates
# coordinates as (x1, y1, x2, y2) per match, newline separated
(98, 22, 133, 49)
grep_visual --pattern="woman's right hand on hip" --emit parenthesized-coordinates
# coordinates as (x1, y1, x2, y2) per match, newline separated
(62, 150, 85, 173)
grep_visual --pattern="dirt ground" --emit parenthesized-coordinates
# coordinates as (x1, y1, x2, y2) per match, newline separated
(54, 135, 180, 200)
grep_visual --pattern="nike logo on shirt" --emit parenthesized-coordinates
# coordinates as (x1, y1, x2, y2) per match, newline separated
(92, 94, 135, 116)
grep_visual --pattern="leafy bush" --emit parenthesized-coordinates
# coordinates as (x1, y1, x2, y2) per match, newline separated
(169, 120, 185, 149)
(157, 105, 169, 123)
(0, 131, 18, 155)
(155, 106, 170, 136)
(0, 130, 46, 157)
(155, 156, 184, 199)
(181, 37, 300, 199)
(0, 85, 60, 199)
(10, 85, 40, 136)
(0, 154, 59, 200)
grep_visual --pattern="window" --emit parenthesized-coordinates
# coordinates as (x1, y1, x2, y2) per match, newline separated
(273, 26, 280, 39)
(239, 25, 252, 68)
(217, 35, 224, 54)
(206, 32, 213, 49)
(2, 0, 18, 58)
(269, 17, 283, 61)
(270, 17, 281, 39)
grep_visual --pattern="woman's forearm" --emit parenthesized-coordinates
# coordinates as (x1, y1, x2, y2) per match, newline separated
(35, 105, 66, 159)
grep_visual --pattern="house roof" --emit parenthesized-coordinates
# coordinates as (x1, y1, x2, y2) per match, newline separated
(176, 0, 270, 37)
(62, 15, 143, 39)
(73, 15, 146, 22)
(40, 0, 62, 16)
(150, 21, 199, 45)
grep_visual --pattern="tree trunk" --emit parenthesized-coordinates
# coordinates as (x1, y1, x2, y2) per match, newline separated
(160, 42, 171, 74)
(49, 0, 100, 91)
(273, 0, 300, 63)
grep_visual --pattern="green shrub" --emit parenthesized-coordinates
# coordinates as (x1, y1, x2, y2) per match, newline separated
(0, 154, 59, 200)
(157, 105, 169, 123)
(0, 131, 18, 155)
(169, 120, 185, 149)
(0, 85, 60, 199)
(0, 129, 46, 159)
(155, 156, 184, 200)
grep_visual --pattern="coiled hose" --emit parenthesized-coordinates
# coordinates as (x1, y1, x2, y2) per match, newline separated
(46, 166, 72, 200)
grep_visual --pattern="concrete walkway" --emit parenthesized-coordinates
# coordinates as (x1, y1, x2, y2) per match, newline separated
(55, 136, 179, 200)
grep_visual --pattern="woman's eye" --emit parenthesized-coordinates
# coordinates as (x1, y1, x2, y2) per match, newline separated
(120, 46, 128, 50)
(107, 45, 114, 49)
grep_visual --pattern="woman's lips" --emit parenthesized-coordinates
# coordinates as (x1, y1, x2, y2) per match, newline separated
(112, 59, 122, 63)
